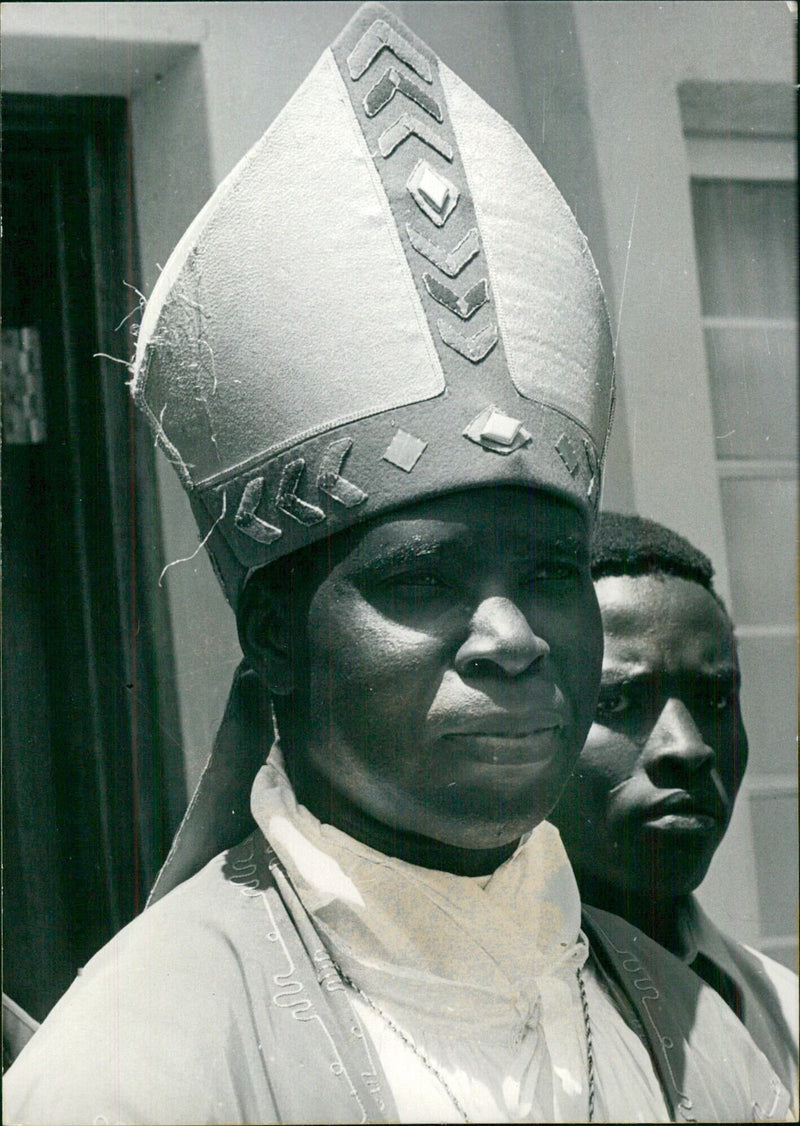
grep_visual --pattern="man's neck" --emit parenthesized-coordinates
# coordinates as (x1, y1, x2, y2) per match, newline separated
(577, 873, 692, 956)
(287, 755, 519, 877)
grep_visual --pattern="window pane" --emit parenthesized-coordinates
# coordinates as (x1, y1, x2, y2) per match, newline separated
(691, 180, 797, 317)
(736, 633, 797, 776)
(706, 323, 797, 459)
(720, 476, 796, 625)
(750, 792, 799, 938)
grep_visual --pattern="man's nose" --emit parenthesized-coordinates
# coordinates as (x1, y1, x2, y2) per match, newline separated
(455, 596, 549, 678)
(644, 697, 715, 775)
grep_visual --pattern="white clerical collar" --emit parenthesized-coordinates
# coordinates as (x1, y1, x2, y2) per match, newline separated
(250, 742, 587, 1047)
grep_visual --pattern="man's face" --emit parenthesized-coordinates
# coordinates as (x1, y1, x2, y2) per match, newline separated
(552, 573, 748, 899)
(284, 486, 602, 853)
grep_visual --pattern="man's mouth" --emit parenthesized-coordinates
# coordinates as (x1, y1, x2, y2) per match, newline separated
(642, 790, 722, 831)
(441, 710, 565, 739)
(439, 714, 565, 764)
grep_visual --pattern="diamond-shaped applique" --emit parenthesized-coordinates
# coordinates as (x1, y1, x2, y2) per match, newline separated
(407, 160, 458, 227)
(419, 166, 448, 210)
(382, 429, 427, 472)
(584, 439, 599, 499)
(463, 406, 531, 455)
(556, 432, 581, 476)
(482, 410, 521, 446)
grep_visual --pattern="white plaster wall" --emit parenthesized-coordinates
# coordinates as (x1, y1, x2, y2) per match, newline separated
(572, 0, 794, 598)
(571, 0, 796, 948)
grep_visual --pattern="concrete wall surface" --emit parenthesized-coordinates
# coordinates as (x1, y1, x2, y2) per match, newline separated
(572, 0, 796, 963)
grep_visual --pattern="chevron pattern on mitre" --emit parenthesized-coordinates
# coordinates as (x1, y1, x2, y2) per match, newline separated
(347, 17, 433, 83)
(438, 320, 499, 364)
(378, 113, 453, 160)
(406, 225, 481, 278)
(316, 438, 368, 507)
(235, 477, 282, 544)
(328, 5, 509, 478)
(232, 437, 370, 547)
(276, 460, 326, 527)
(364, 66, 442, 121)
(423, 274, 488, 320)
(339, 13, 502, 362)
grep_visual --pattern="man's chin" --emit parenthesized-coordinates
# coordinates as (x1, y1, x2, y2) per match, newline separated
(421, 793, 565, 852)
(637, 847, 717, 901)
(428, 819, 537, 853)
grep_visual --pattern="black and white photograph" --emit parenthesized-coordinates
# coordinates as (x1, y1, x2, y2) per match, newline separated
(2, 2, 797, 1121)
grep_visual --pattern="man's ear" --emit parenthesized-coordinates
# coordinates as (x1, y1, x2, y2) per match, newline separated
(236, 573, 295, 696)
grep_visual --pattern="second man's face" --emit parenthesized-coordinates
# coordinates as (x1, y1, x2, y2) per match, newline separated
(553, 572, 748, 898)
(285, 486, 602, 856)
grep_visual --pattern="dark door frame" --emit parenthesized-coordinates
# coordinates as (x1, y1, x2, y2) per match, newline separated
(2, 93, 185, 1020)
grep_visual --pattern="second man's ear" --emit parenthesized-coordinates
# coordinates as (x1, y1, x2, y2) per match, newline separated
(236, 573, 295, 696)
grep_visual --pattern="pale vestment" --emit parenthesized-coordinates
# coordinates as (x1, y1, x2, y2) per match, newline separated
(4, 746, 791, 1123)
(253, 748, 669, 1122)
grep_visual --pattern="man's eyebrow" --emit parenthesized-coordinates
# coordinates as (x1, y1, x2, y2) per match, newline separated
(353, 540, 446, 578)
(705, 662, 739, 678)
(513, 532, 589, 568)
(599, 665, 742, 688)
(532, 532, 586, 553)
(697, 665, 741, 689)
(599, 667, 648, 688)
(354, 528, 587, 576)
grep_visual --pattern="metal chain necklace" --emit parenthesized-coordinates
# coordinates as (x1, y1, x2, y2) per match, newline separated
(341, 966, 595, 1123)
(578, 965, 596, 1121)
(344, 973, 471, 1122)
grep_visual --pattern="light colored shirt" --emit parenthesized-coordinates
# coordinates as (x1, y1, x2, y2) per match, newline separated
(679, 896, 799, 1118)
(253, 747, 670, 1122)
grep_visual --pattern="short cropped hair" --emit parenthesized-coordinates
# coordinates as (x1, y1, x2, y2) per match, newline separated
(591, 511, 715, 590)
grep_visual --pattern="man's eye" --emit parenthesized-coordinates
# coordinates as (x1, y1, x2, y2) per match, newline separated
(529, 561, 580, 582)
(390, 571, 446, 592)
(596, 690, 629, 718)
(697, 680, 738, 713)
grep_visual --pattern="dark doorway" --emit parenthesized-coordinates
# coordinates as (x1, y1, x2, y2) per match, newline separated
(2, 95, 185, 1024)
